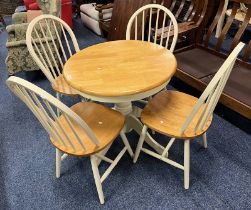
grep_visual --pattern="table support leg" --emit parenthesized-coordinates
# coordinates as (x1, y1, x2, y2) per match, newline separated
(97, 103, 164, 166)
(126, 113, 165, 155)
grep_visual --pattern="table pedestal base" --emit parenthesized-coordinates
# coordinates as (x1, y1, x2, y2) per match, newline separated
(126, 113, 165, 155)
(97, 103, 165, 165)
(114, 102, 133, 115)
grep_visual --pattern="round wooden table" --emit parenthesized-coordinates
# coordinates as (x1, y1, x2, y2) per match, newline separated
(63, 40, 177, 154)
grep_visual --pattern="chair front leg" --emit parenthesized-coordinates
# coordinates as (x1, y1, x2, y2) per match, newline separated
(56, 148, 61, 178)
(90, 155, 105, 204)
(120, 131, 134, 158)
(184, 140, 190, 189)
(203, 132, 207, 148)
(133, 125, 148, 163)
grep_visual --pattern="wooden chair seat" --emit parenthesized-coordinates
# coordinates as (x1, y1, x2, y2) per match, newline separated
(141, 91, 212, 139)
(135, 43, 244, 190)
(50, 102, 125, 156)
(51, 75, 78, 96)
(176, 47, 225, 79)
(27, 15, 82, 99)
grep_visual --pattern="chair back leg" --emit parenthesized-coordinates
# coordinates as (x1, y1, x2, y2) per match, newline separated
(203, 133, 208, 148)
(184, 140, 190, 189)
(56, 148, 62, 178)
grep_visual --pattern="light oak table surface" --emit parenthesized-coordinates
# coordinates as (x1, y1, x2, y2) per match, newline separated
(63, 40, 177, 98)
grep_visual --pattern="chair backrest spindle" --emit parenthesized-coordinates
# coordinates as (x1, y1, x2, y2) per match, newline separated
(126, 4, 178, 52)
(26, 15, 80, 84)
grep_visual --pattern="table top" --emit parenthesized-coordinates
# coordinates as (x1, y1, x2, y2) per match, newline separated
(63, 40, 177, 97)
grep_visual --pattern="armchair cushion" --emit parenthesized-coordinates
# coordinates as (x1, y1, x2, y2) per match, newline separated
(29, 2, 40, 10)
(24, 0, 36, 9)
(27, 10, 42, 23)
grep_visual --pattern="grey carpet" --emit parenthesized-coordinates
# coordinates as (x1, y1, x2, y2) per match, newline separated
(0, 17, 250, 210)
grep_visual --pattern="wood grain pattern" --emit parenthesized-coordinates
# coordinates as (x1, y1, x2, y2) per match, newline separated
(63, 40, 177, 97)
(141, 91, 212, 139)
(51, 75, 78, 96)
(108, 0, 152, 41)
(50, 102, 125, 157)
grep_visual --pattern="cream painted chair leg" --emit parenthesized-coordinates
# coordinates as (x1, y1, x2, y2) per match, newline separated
(203, 132, 208, 148)
(120, 131, 134, 158)
(56, 92, 61, 116)
(56, 148, 61, 178)
(133, 125, 148, 163)
(184, 140, 190, 189)
(90, 155, 105, 204)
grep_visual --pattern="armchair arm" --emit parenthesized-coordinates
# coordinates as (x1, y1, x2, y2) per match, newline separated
(95, 3, 113, 23)
(6, 23, 29, 44)
(95, 3, 114, 12)
(12, 12, 28, 24)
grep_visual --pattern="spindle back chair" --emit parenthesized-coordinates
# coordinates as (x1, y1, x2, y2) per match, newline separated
(169, 0, 208, 26)
(7, 76, 134, 204)
(151, 0, 208, 46)
(133, 42, 245, 189)
(175, 0, 251, 119)
(26, 14, 80, 97)
(7, 77, 99, 154)
(126, 4, 178, 52)
(180, 42, 245, 134)
(203, 0, 251, 62)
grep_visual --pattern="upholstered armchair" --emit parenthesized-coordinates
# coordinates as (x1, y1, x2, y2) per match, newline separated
(5, 0, 61, 76)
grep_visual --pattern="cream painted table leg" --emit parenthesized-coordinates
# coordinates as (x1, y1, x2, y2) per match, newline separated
(97, 102, 165, 165)
(115, 103, 165, 154)
(126, 112, 165, 154)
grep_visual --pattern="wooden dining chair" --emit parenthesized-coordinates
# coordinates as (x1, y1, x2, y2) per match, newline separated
(126, 4, 178, 105)
(6, 76, 134, 204)
(133, 42, 245, 189)
(126, 4, 178, 52)
(26, 14, 81, 103)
